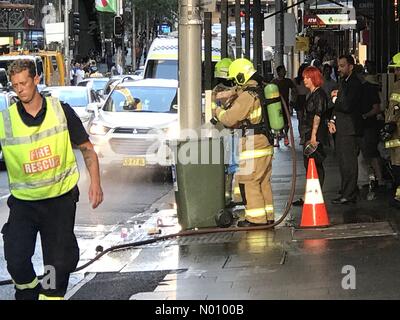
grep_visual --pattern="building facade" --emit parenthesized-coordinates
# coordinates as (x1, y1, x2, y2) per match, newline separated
(0, 0, 63, 53)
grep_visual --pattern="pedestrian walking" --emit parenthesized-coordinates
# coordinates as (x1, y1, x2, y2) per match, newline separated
(75, 63, 85, 85)
(321, 64, 338, 120)
(354, 64, 383, 189)
(328, 55, 363, 204)
(89, 66, 104, 78)
(70, 61, 78, 86)
(271, 65, 297, 147)
(294, 63, 310, 144)
(110, 63, 118, 76)
(0, 59, 103, 300)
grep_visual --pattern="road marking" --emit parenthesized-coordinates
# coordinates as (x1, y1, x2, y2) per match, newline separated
(0, 194, 10, 200)
(65, 272, 97, 300)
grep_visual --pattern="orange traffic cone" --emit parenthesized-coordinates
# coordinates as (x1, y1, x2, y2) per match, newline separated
(300, 158, 330, 228)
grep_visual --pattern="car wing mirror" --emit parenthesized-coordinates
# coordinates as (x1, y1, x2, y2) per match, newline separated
(87, 102, 101, 112)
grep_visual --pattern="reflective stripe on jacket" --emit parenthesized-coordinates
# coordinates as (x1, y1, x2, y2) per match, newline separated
(239, 146, 274, 160)
(13, 277, 39, 290)
(385, 139, 400, 149)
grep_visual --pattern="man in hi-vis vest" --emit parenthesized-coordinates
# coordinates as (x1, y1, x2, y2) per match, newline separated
(0, 59, 103, 300)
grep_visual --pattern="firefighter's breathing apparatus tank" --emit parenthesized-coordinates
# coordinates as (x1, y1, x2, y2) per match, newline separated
(264, 83, 285, 133)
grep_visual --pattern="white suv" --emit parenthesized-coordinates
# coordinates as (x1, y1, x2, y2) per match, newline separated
(87, 79, 179, 169)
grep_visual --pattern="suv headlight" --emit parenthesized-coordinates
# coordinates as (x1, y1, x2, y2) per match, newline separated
(89, 123, 111, 135)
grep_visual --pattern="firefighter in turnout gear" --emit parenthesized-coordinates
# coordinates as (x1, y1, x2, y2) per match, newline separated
(214, 58, 275, 226)
(0, 59, 103, 300)
(383, 53, 400, 207)
(211, 58, 242, 205)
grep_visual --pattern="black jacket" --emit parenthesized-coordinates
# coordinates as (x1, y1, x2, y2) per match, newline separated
(302, 87, 329, 145)
(331, 72, 363, 136)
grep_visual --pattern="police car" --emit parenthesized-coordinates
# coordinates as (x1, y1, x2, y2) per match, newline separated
(143, 35, 227, 80)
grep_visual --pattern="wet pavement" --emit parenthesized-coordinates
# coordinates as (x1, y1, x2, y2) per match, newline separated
(64, 118, 400, 300)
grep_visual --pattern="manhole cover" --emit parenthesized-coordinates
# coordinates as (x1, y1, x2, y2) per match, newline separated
(292, 221, 397, 241)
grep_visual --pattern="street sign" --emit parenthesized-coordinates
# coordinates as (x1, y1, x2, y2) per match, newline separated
(295, 36, 309, 52)
(304, 13, 356, 29)
(199, 0, 216, 12)
(263, 13, 296, 48)
(44, 22, 64, 44)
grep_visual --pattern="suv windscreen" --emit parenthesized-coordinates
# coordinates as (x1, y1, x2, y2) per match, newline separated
(103, 85, 177, 113)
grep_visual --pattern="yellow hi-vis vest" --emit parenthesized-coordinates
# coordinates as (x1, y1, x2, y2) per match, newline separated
(0, 97, 79, 200)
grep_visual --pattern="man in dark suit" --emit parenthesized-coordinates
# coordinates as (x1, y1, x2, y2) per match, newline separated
(328, 55, 363, 204)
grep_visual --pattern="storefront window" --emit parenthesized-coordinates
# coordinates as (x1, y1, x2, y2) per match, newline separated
(25, 31, 44, 50)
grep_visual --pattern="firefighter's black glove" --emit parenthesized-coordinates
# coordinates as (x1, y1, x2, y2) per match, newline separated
(380, 122, 397, 141)
(210, 116, 219, 125)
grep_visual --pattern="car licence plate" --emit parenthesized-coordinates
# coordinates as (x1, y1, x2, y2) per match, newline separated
(123, 157, 146, 167)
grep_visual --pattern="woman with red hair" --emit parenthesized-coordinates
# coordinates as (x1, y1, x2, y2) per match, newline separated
(293, 66, 329, 206)
(302, 66, 329, 186)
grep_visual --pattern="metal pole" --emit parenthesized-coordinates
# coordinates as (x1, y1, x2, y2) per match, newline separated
(244, 0, 251, 59)
(288, 0, 296, 79)
(221, 0, 228, 58)
(122, 3, 126, 70)
(179, 0, 202, 132)
(58, 0, 62, 22)
(275, 0, 284, 67)
(235, 0, 242, 59)
(146, 10, 150, 59)
(132, 2, 136, 70)
(116, 0, 123, 74)
(73, 0, 79, 58)
(204, 12, 212, 92)
(64, 0, 70, 85)
(374, 1, 381, 72)
(382, 0, 388, 72)
(253, 0, 262, 74)
(204, 11, 213, 124)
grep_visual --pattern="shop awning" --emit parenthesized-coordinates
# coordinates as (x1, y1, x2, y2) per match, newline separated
(0, 2, 34, 10)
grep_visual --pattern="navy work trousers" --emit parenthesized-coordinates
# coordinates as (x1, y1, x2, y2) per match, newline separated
(1, 187, 80, 300)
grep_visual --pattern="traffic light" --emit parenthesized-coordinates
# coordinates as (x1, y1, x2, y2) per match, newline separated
(72, 12, 80, 35)
(114, 16, 123, 37)
(297, 9, 303, 34)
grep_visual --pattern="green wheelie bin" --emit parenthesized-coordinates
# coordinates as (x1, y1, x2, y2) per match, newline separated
(171, 137, 233, 230)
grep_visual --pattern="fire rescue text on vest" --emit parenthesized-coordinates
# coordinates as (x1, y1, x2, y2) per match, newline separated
(24, 145, 61, 174)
